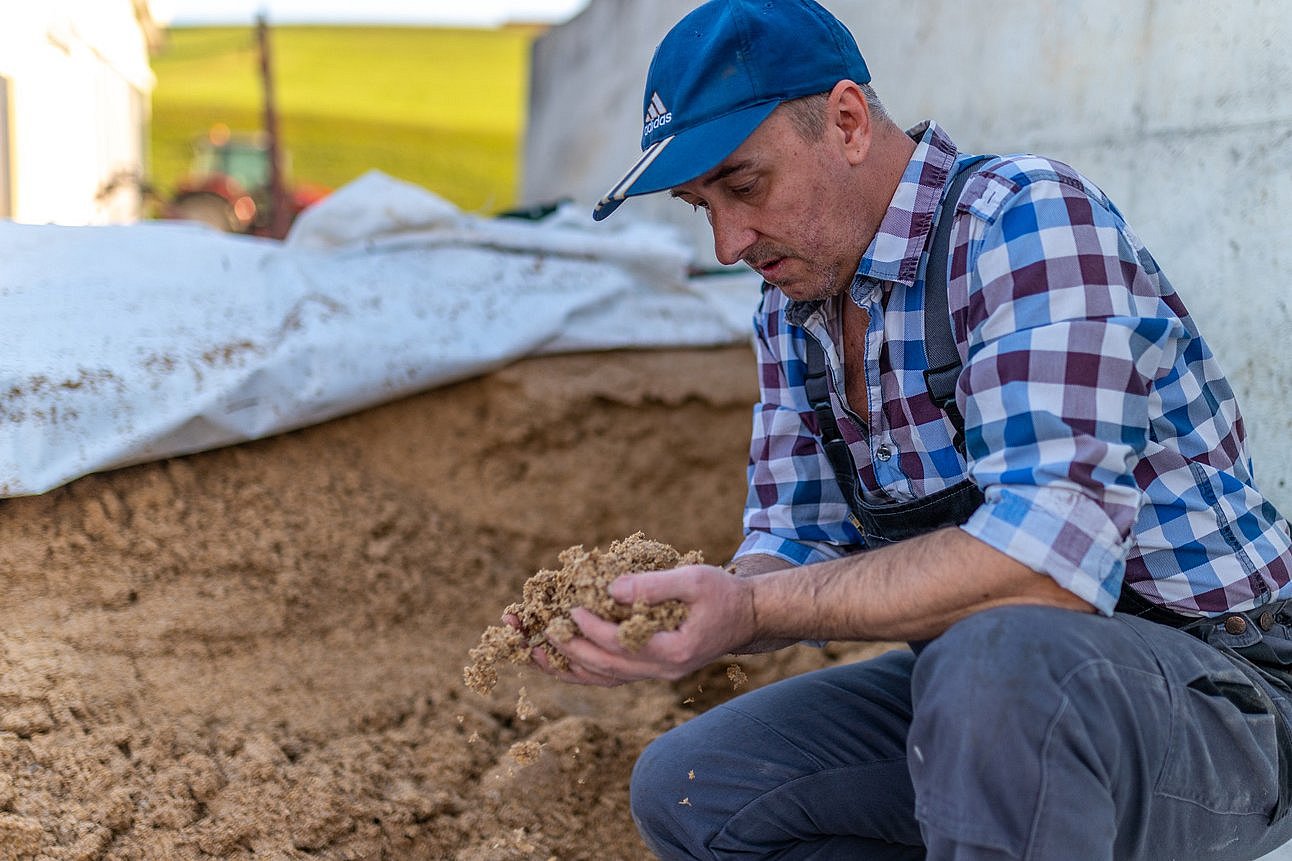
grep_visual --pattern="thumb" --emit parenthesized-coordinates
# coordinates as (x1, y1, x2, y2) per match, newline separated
(607, 573, 646, 604)
(608, 567, 694, 604)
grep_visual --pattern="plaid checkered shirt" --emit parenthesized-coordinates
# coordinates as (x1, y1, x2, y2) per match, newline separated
(734, 120, 1292, 617)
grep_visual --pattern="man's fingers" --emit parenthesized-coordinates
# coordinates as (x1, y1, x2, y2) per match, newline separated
(608, 565, 708, 605)
(558, 612, 687, 681)
(531, 644, 624, 687)
(569, 607, 629, 651)
(556, 620, 631, 674)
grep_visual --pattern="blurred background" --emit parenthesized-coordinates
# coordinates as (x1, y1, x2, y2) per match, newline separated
(0, 0, 588, 235)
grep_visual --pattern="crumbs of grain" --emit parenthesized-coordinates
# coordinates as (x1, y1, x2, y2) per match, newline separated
(726, 664, 748, 689)
(516, 686, 538, 721)
(509, 740, 543, 766)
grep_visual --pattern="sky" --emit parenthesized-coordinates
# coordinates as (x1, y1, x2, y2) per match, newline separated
(152, 0, 592, 28)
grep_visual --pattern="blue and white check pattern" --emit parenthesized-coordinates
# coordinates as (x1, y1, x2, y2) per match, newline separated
(736, 121, 1292, 617)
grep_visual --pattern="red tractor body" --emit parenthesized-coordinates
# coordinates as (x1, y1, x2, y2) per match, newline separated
(167, 127, 328, 238)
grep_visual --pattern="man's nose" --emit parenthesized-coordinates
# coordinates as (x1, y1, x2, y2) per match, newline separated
(710, 210, 757, 267)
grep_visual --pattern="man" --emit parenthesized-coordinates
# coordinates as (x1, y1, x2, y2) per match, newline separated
(530, 1, 1292, 858)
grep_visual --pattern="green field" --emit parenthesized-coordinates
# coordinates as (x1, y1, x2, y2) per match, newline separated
(150, 24, 540, 214)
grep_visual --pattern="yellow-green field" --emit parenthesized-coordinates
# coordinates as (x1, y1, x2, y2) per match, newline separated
(150, 24, 540, 214)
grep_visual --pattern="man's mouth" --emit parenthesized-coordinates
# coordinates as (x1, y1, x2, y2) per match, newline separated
(752, 257, 787, 280)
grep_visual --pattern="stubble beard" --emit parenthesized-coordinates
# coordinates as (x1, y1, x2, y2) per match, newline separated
(764, 260, 845, 303)
(744, 242, 846, 303)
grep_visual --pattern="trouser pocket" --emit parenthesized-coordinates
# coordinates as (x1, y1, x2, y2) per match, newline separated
(1155, 647, 1281, 817)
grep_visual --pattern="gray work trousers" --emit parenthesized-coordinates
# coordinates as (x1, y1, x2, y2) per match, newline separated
(630, 605, 1292, 860)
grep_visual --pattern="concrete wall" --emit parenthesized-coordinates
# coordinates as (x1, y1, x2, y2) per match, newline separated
(522, 0, 1292, 515)
(0, 0, 156, 224)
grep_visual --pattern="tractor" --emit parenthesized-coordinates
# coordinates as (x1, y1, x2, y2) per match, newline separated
(167, 123, 328, 237)
(164, 17, 327, 239)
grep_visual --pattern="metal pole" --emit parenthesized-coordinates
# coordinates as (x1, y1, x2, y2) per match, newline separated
(257, 13, 290, 239)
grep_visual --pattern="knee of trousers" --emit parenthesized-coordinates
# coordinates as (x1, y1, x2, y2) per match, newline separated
(908, 606, 1120, 771)
(630, 723, 714, 859)
(913, 604, 1111, 702)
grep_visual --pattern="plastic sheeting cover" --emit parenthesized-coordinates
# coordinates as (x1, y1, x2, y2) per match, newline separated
(0, 171, 760, 497)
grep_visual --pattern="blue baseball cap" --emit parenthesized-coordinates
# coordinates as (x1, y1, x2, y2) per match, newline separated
(592, 0, 870, 221)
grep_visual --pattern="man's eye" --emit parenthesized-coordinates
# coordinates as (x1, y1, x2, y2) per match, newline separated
(731, 183, 756, 196)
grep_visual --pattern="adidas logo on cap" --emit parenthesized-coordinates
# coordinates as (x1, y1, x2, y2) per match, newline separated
(643, 92, 672, 136)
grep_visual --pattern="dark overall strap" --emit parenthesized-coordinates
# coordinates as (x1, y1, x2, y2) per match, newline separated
(921, 155, 992, 456)
(804, 342, 863, 531)
(1115, 578, 1196, 627)
(803, 155, 990, 460)
(801, 157, 992, 537)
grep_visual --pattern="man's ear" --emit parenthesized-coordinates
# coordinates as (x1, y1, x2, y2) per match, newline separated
(830, 79, 872, 166)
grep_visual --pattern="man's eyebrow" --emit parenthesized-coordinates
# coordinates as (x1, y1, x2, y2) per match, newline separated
(670, 160, 757, 198)
(703, 161, 754, 186)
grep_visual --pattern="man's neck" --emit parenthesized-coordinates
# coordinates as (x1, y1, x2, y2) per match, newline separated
(849, 120, 919, 260)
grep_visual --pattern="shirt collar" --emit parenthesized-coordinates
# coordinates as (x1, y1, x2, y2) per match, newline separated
(784, 120, 959, 326)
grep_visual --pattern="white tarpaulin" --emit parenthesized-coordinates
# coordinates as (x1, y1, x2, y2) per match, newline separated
(0, 171, 760, 497)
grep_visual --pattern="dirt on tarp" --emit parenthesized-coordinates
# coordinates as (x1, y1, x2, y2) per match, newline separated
(0, 346, 889, 861)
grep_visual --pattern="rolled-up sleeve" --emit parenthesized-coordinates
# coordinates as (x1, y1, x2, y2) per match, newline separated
(955, 171, 1185, 614)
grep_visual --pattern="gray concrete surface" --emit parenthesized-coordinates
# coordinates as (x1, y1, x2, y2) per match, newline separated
(522, 0, 1292, 521)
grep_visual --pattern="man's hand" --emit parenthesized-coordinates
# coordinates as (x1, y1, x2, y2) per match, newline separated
(518, 530, 1098, 687)
(537, 563, 758, 687)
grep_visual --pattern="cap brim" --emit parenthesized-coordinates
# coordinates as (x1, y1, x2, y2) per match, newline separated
(592, 101, 780, 221)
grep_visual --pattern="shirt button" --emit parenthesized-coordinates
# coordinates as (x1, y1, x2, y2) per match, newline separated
(1224, 615, 1248, 635)
(1260, 611, 1276, 631)
(875, 444, 893, 462)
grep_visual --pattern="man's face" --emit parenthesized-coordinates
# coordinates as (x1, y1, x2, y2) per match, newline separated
(669, 105, 872, 303)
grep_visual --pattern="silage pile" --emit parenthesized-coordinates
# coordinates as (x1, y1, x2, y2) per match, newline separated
(0, 347, 884, 860)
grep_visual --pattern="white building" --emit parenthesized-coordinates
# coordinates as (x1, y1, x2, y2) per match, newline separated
(0, 0, 159, 224)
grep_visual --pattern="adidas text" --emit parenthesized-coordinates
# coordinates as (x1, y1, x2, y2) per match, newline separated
(644, 111, 673, 135)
